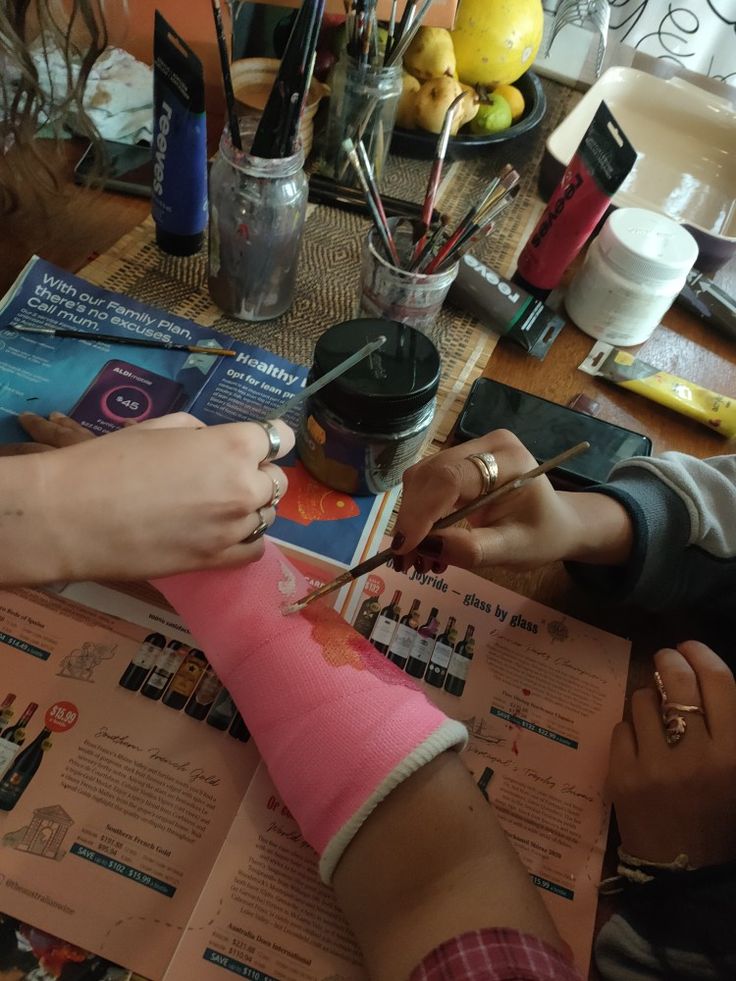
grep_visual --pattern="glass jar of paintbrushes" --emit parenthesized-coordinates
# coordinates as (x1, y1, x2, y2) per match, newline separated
(208, 125, 308, 321)
(321, 55, 402, 186)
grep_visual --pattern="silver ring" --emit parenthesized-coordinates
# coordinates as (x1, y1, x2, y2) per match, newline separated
(242, 508, 270, 544)
(468, 452, 499, 496)
(267, 474, 282, 508)
(256, 421, 281, 463)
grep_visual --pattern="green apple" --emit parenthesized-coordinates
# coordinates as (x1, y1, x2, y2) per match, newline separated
(469, 94, 513, 136)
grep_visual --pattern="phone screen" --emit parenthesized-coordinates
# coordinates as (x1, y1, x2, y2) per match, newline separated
(455, 378, 652, 487)
(70, 360, 186, 435)
(74, 141, 153, 197)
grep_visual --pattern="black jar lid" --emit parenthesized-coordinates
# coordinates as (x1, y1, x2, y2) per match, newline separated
(311, 319, 441, 429)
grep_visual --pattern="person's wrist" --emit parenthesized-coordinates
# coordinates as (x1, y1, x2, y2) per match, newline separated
(558, 491, 634, 566)
(36, 448, 95, 583)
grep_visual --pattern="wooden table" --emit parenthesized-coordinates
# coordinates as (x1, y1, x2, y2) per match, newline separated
(2, 137, 735, 973)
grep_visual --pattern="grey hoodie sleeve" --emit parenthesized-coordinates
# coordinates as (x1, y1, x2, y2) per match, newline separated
(565, 453, 736, 611)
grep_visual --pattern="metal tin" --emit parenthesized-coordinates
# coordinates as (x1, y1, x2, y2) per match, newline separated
(297, 318, 440, 495)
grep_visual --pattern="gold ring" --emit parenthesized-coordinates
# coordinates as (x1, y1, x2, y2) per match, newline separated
(467, 452, 499, 495)
(243, 508, 270, 544)
(256, 421, 281, 463)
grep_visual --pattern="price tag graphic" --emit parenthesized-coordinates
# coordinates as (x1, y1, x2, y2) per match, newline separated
(45, 701, 79, 733)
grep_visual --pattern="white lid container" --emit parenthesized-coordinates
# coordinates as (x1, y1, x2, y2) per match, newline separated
(565, 207, 699, 346)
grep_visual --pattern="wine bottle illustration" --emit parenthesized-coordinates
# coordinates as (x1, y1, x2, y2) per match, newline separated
(0, 702, 39, 747)
(206, 688, 238, 731)
(0, 694, 21, 779)
(445, 625, 475, 696)
(353, 595, 382, 638)
(369, 589, 402, 655)
(185, 665, 223, 720)
(0, 693, 15, 725)
(387, 599, 421, 670)
(162, 649, 208, 710)
(140, 641, 187, 700)
(405, 608, 440, 679)
(118, 632, 167, 691)
(0, 727, 52, 811)
(426, 616, 458, 688)
(229, 713, 251, 743)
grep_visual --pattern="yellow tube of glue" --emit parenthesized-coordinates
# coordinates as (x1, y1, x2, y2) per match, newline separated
(579, 341, 736, 438)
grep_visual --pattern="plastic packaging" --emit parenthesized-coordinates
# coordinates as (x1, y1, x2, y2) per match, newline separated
(297, 318, 440, 495)
(565, 208, 698, 345)
(514, 101, 637, 300)
(579, 341, 736, 438)
(151, 12, 208, 256)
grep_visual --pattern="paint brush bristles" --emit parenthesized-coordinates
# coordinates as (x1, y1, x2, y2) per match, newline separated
(284, 441, 591, 615)
(211, 0, 242, 150)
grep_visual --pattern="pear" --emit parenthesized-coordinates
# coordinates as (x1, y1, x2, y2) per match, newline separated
(404, 27, 456, 82)
(459, 83, 480, 128)
(396, 72, 421, 129)
(414, 76, 467, 135)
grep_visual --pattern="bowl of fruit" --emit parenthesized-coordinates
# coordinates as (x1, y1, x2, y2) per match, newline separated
(390, 0, 547, 159)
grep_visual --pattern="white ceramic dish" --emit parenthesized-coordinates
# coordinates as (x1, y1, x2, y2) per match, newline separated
(541, 66, 736, 271)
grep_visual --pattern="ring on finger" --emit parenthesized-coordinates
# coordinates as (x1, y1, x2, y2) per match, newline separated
(242, 507, 271, 545)
(256, 421, 281, 464)
(266, 473, 282, 508)
(467, 452, 499, 496)
(654, 671, 706, 745)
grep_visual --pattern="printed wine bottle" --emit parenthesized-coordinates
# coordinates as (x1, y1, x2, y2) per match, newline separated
(118, 632, 167, 691)
(206, 688, 238, 731)
(229, 712, 251, 743)
(445, 625, 475, 696)
(353, 595, 381, 638)
(426, 616, 458, 688)
(140, 641, 187, 700)
(387, 599, 421, 670)
(162, 649, 208, 710)
(0, 727, 52, 811)
(0, 693, 15, 725)
(370, 590, 402, 655)
(0, 702, 39, 746)
(0, 694, 20, 779)
(185, 666, 223, 720)
(405, 608, 440, 679)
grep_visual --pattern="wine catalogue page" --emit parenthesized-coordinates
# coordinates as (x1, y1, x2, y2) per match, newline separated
(0, 544, 630, 980)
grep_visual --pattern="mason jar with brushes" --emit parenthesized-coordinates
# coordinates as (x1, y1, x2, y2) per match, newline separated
(208, 123, 308, 322)
(321, 55, 402, 186)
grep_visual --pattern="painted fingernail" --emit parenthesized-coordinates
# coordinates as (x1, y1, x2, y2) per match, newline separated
(414, 556, 426, 574)
(49, 411, 67, 421)
(418, 536, 444, 559)
(432, 562, 448, 575)
(391, 532, 406, 551)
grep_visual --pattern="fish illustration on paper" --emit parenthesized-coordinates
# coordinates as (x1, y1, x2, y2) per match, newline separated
(277, 461, 360, 526)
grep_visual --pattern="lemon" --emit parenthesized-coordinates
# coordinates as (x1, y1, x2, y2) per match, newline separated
(452, 0, 544, 88)
(493, 83, 525, 121)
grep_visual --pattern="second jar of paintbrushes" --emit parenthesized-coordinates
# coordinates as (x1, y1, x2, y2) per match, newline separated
(322, 55, 402, 186)
(208, 126, 308, 322)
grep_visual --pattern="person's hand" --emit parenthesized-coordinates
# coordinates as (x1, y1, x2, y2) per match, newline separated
(392, 429, 633, 574)
(8, 412, 294, 585)
(609, 641, 736, 868)
(0, 411, 93, 455)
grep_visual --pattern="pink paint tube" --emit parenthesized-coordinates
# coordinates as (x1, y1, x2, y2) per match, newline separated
(514, 102, 637, 300)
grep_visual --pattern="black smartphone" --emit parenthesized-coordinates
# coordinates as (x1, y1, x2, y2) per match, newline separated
(454, 377, 652, 489)
(74, 140, 153, 197)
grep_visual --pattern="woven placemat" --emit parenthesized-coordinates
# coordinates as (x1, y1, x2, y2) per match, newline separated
(79, 76, 579, 453)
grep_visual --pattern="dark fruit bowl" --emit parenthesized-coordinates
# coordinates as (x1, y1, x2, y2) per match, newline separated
(390, 71, 547, 160)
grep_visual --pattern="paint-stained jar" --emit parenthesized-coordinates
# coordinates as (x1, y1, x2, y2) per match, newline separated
(297, 318, 440, 495)
(208, 125, 308, 321)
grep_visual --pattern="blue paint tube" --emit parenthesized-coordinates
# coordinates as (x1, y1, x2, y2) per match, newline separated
(152, 11, 208, 256)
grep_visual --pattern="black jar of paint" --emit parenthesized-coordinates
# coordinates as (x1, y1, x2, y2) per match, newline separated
(297, 318, 440, 495)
